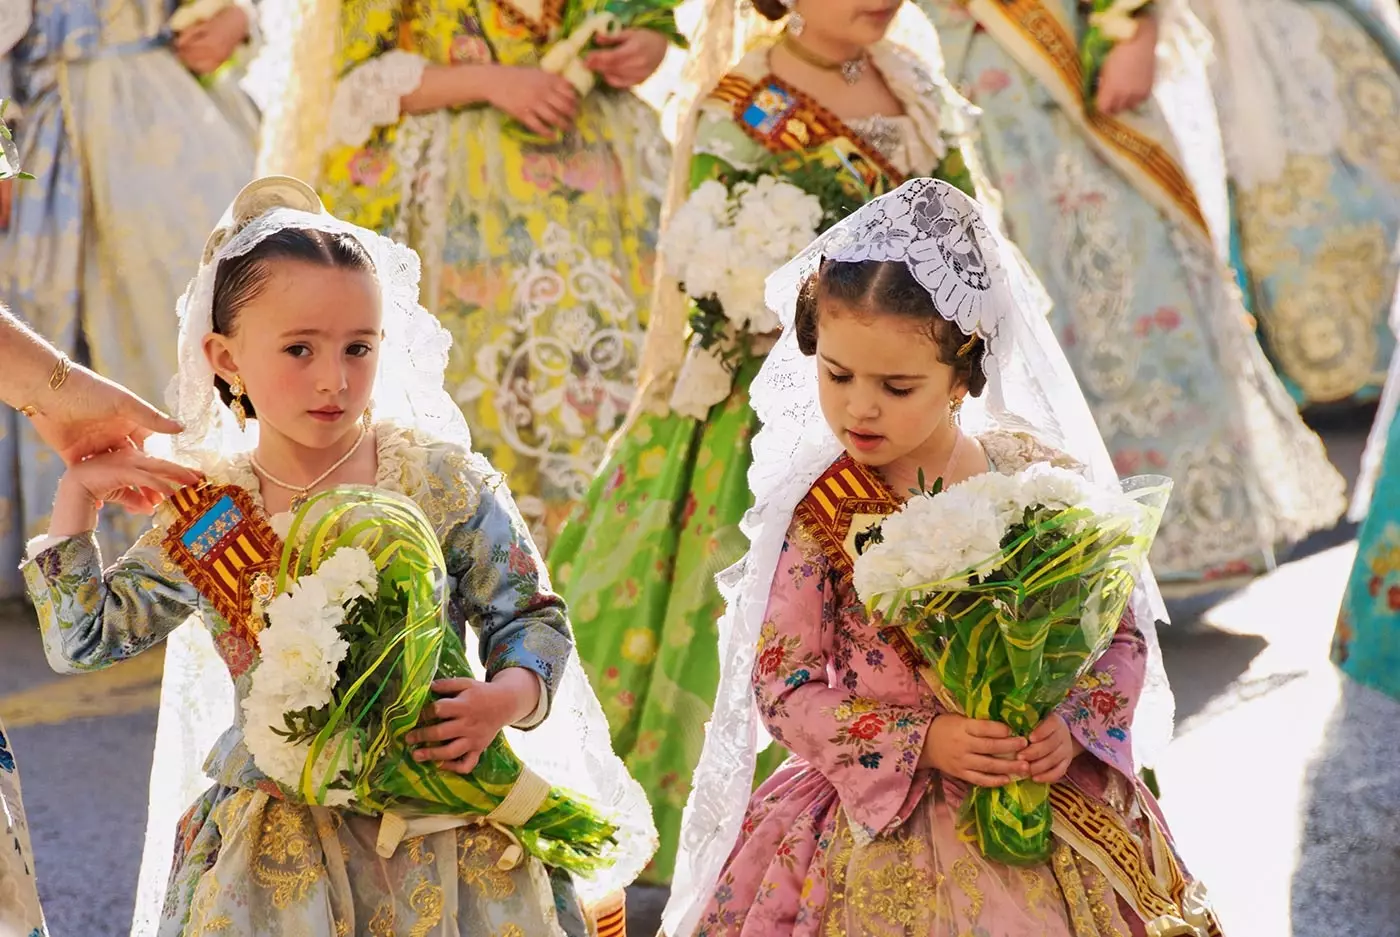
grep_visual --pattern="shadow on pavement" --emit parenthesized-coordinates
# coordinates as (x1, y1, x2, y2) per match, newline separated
(1159, 621, 1269, 727)
(1290, 678, 1400, 937)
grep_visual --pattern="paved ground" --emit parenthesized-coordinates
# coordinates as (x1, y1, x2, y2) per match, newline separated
(2, 408, 1395, 936)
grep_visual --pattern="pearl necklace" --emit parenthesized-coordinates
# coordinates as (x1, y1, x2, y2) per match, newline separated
(251, 425, 368, 510)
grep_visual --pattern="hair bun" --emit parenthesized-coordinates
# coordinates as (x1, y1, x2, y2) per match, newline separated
(231, 175, 324, 225)
(202, 175, 326, 266)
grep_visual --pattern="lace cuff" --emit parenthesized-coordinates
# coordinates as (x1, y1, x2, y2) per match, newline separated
(667, 342, 735, 420)
(327, 50, 430, 149)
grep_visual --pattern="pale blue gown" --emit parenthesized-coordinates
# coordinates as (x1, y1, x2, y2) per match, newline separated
(917, 0, 1347, 584)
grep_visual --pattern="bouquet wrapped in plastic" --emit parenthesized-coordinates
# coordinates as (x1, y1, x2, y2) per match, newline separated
(241, 486, 619, 874)
(853, 464, 1171, 866)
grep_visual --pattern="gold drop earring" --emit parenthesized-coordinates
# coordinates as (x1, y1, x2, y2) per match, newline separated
(229, 375, 248, 431)
(362, 406, 374, 430)
(948, 395, 964, 427)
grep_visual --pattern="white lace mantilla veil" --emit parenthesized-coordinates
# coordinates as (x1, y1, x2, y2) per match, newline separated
(660, 178, 1174, 936)
(131, 177, 657, 936)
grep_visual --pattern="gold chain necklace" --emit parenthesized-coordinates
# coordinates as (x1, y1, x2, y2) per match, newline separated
(781, 32, 869, 86)
(251, 425, 368, 510)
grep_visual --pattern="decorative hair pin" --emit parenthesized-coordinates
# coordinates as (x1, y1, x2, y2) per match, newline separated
(957, 334, 981, 358)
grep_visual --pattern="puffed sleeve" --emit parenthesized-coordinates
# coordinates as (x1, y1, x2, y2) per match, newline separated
(1057, 603, 1146, 782)
(751, 528, 934, 839)
(444, 476, 573, 727)
(21, 522, 201, 674)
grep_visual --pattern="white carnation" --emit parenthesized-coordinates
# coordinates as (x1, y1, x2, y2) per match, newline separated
(1019, 463, 1091, 510)
(662, 180, 732, 281)
(242, 693, 312, 786)
(241, 692, 360, 807)
(854, 472, 1019, 603)
(258, 575, 349, 710)
(678, 229, 738, 300)
(715, 259, 775, 332)
(315, 546, 379, 606)
(304, 732, 363, 808)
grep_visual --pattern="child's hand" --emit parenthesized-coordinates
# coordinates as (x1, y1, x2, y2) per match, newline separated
(1021, 713, 1084, 783)
(919, 713, 1030, 787)
(1094, 15, 1158, 115)
(584, 29, 669, 89)
(407, 670, 541, 774)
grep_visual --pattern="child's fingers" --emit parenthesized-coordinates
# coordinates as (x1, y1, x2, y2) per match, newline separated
(1020, 736, 1064, 763)
(407, 715, 472, 744)
(969, 734, 1028, 757)
(440, 750, 483, 775)
(431, 677, 477, 695)
(964, 719, 1014, 738)
(963, 754, 1030, 777)
(1031, 757, 1072, 783)
(959, 769, 1015, 788)
(1025, 748, 1069, 777)
(1028, 717, 1065, 743)
(412, 737, 475, 763)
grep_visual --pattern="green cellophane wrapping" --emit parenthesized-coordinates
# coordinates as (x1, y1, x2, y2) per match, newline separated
(869, 476, 1171, 866)
(276, 486, 619, 875)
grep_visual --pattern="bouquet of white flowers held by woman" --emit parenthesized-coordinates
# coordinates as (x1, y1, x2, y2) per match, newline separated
(853, 462, 1172, 866)
(661, 156, 870, 354)
(241, 486, 621, 874)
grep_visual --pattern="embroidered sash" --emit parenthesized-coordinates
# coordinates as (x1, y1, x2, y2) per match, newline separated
(966, 0, 1211, 245)
(708, 73, 906, 193)
(796, 458, 1220, 934)
(162, 483, 286, 645)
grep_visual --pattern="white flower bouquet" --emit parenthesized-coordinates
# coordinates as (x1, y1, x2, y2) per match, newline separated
(853, 463, 1172, 865)
(662, 174, 825, 342)
(241, 487, 619, 874)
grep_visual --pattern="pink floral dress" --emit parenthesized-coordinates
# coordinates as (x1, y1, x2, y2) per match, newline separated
(694, 432, 1218, 937)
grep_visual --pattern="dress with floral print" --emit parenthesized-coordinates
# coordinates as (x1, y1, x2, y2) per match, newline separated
(20, 424, 587, 937)
(694, 433, 1207, 937)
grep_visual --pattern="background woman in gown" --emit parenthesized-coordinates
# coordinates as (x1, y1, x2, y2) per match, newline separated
(915, 0, 1347, 587)
(551, 0, 994, 883)
(252, 0, 676, 545)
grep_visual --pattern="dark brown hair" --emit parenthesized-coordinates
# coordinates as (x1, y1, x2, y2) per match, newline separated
(750, 0, 789, 21)
(211, 228, 376, 418)
(794, 259, 988, 395)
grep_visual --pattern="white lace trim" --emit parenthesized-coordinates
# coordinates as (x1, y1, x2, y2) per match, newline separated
(1192, 0, 1345, 190)
(870, 41, 957, 176)
(0, 0, 29, 57)
(326, 50, 430, 150)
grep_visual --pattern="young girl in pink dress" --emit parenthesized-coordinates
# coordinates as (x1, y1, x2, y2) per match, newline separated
(660, 178, 1221, 937)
